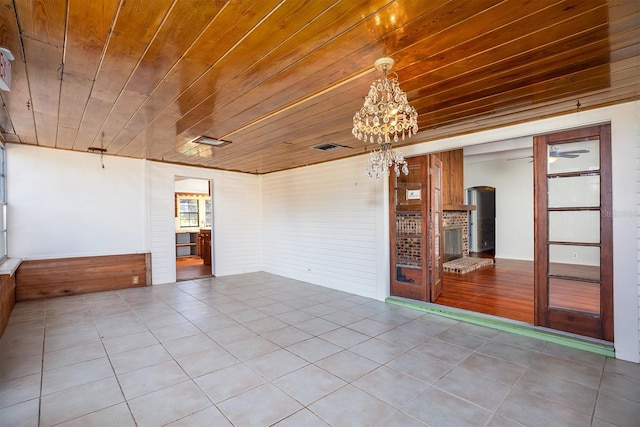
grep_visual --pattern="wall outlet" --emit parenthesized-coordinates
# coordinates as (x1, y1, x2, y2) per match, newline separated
(132, 276, 139, 284)
(572, 253, 578, 258)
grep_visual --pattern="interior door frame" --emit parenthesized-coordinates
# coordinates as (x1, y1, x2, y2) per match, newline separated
(429, 155, 443, 301)
(533, 124, 613, 341)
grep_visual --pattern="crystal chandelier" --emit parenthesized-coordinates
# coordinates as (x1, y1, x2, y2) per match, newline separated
(352, 57, 418, 178)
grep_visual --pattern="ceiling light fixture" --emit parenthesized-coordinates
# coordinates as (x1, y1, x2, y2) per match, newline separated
(353, 57, 418, 178)
(192, 136, 231, 147)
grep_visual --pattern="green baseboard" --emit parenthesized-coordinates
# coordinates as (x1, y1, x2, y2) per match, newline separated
(385, 297, 615, 358)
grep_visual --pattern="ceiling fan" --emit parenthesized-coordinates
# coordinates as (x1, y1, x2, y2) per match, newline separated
(508, 146, 590, 162)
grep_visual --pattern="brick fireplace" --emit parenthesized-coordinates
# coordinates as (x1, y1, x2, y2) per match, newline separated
(443, 210, 469, 259)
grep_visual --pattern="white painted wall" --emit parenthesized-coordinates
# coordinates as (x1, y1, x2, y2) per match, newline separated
(175, 177, 209, 194)
(464, 156, 534, 261)
(261, 156, 387, 300)
(147, 161, 261, 284)
(7, 144, 146, 259)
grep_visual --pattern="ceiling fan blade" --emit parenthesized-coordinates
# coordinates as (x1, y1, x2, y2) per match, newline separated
(560, 149, 590, 154)
(553, 153, 579, 158)
(507, 156, 533, 161)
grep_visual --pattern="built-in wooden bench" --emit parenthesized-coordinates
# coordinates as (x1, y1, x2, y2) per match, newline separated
(15, 253, 151, 301)
(0, 273, 15, 336)
(0, 258, 21, 336)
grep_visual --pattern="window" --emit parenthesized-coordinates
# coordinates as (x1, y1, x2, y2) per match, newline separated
(205, 199, 212, 228)
(0, 144, 6, 261)
(179, 198, 199, 227)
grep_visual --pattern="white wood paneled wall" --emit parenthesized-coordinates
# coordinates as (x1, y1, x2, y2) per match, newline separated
(261, 155, 387, 299)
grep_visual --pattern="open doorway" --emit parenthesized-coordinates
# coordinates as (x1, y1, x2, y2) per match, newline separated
(467, 186, 495, 258)
(433, 138, 536, 323)
(174, 177, 213, 281)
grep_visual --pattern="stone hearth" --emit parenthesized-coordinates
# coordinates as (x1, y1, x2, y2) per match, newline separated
(443, 257, 494, 274)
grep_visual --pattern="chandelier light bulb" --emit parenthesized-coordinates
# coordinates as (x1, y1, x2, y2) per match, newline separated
(353, 57, 418, 178)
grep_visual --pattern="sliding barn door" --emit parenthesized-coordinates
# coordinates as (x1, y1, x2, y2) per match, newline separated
(533, 124, 613, 341)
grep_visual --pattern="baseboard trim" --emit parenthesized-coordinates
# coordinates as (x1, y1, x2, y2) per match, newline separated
(385, 296, 615, 358)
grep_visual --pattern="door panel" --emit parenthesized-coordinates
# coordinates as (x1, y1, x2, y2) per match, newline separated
(429, 155, 443, 301)
(534, 124, 613, 341)
(390, 156, 428, 301)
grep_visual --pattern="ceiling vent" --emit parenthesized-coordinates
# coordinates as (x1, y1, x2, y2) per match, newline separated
(192, 136, 231, 147)
(311, 143, 342, 152)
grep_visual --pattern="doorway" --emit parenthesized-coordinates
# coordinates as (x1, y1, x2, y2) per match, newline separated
(174, 177, 213, 281)
(466, 186, 495, 257)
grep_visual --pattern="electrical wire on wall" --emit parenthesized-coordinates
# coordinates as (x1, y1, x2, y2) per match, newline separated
(87, 132, 107, 168)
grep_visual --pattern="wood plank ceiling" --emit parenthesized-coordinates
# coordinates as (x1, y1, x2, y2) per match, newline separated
(0, 0, 637, 174)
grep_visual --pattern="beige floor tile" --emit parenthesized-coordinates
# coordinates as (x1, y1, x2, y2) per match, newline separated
(349, 338, 410, 363)
(315, 350, 380, 382)
(39, 377, 124, 427)
(262, 325, 312, 347)
(516, 368, 598, 414)
(118, 360, 189, 399)
(223, 335, 280, 361)
(109, 343, 172, 374)
(43, 341, 106, 371)
(0, 373, 41, 409)
(309, 384, 396, 427)
(273, 408, 332, 426)
(404, 386, 493, 426)
(128, 381, 211, 427)
(42, 357, 114, 395)
(0, 398, 39, 427)
(195, 363, 265, 403)
(101, 330, 159, 355)
(412, 337, 473, 364)
(244, 348, 308, 381)
(55, 402, 136, 427)
(162, 332, 220, 359)
(435, 366, 512, 411)
(458, 352, 527, 386)
(0, 353, 42, 382)
(1, 273, 639, 427)
(286, 337, 342, 363)
(217, 383, 302, 426)
(163, 406, 232, 426)
(176, 346, 239, 378)
(274, 364, 346, 405)
(354, 366, 428, 408)
(594, 391, 640, 427)
(498, 388, 592, 427)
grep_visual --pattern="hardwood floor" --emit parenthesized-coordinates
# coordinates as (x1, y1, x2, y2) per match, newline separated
(436, 258, 535, 323)
(176, 256, 212, 281)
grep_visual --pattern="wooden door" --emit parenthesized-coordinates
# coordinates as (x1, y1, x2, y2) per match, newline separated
(533, 124, 613, 341)
(429, 155, 443, 301)
(390, 156, 428, 301)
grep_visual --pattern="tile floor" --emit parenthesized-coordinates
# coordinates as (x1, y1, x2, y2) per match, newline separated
(0, 272, 638, 426)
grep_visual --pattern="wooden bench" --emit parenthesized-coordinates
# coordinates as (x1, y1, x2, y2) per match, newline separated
(15, 253, 151, 301)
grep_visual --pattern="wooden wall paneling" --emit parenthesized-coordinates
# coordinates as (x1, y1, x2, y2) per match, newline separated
(22, 37, 62, 147)
(109, 0, 285, 156)
(176, 0, 459, 141)
(434, 149, 464, 207)
(0, 273, 15, 337)
(55, 0, 119, 149)
(0, 0, 36, 144)
(15, 253, 150, 301)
